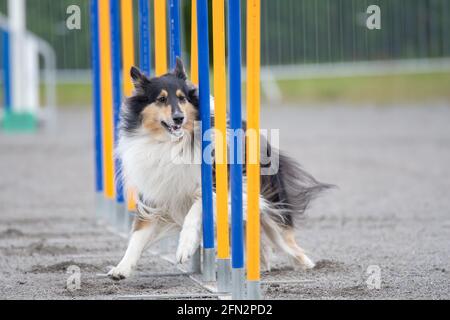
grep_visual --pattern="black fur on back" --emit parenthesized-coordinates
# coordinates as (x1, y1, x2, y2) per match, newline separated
(211, 124, 333, 229)
(260, 147, 333, 228)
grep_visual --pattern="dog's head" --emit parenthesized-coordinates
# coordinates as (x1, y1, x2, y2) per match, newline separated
(122, 58, 199, 141)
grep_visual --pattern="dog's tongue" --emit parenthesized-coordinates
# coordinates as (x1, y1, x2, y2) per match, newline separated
(171, 125, 184, 138)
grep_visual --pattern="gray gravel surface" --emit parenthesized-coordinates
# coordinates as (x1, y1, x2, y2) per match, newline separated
(1, 104, 449, 299)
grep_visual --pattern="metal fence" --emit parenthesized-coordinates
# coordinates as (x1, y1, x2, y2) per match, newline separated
(0, 0, 449, 70)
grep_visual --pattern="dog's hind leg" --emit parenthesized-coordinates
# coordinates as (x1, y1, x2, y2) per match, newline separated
(260, 213, 314, 270)
(108, 218, 171, 280)
(282, 228, 315, 270)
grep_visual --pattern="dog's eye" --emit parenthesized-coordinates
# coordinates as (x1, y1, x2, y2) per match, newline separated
(158, 96, 167, 104)
(178, 95, 186, 103)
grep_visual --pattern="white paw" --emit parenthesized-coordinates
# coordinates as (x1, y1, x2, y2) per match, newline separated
(176, 227, 200, 264)
(107, 264, 133, 280)
(302, 255, 315, 270)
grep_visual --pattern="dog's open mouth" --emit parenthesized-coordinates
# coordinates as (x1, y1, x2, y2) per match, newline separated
(161, 121, 184, 138)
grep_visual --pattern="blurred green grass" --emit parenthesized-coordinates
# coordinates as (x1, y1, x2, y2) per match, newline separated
(276, 72, 450, 104)
(39, 83, 92, 108)
(46, 72, 450, 108)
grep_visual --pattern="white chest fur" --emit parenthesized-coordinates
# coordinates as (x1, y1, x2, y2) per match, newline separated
(117, 131, 202, 226)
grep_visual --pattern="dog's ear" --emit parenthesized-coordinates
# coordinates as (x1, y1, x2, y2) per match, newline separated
(187, 82, 199, 107)
(130, 66, 144, 83)
(173, 57, 187, 81)
(130, 66, 149, 94)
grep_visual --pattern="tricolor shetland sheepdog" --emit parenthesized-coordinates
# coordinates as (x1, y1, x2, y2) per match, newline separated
(108, 58, 332, 280)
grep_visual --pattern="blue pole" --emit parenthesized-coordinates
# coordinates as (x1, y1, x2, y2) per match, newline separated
(229, 0, 244, 270)
(90, 0, 103, 194)
(197, 0, 215, 272)
(228, 0, 244, 298)
(138, 0, 152, 76)
(110, 0, 124, 204)
(168, 0, 181, 69)
(1, 29, 12, 112)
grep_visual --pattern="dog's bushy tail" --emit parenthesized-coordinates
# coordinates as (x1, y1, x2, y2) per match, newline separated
(260, 145, 334, 228)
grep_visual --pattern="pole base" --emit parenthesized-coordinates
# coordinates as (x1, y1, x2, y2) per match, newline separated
(246, 280, 262, 300)
(232, 267, 245, 300)
(114, 202, 126, 233)
(202, 248, 216, 282)
(191, 247, 201, 274)
(217, 258, 232, 293)
(125, 210, 134, 234)
(104, 198, 114, 225)
(2, 111, 37, 133)
(95, 192, 105, 222)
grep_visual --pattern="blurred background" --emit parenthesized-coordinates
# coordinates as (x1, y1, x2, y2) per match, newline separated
(1, 0, 450, 109)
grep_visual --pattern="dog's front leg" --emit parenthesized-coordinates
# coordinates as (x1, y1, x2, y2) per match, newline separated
(108, 219, 157, 280)
(176, 196, 203, 264)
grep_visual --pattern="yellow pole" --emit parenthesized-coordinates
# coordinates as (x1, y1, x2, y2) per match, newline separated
(99, 0, 115, 200)
(121, 0, 136, 97)
(246, 0, 261, 283)
(190, 0, 198, 84)
(212, 0, 229, 260)
(120, 0, 137, 211)
(154, 0, 167, 75)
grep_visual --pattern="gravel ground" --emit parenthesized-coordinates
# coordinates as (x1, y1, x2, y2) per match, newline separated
(0, 104, 449, 300)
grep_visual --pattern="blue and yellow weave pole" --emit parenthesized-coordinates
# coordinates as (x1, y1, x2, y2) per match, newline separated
(98, 0, 116, 215)
(110, 0, 126, 231)
(228, 0, 245, 300)
(138, 0, 152, 76)
(189, 0, 202, 274)
(89, 0, 263, 299)
(212, 0, 231, 293)
(168, 0, 181, 69)
(190, 0, 198, 84)
(197, 0, 216, 282)
(154, 0, 167, 75)
(1, 29, 12, 113)
(121, 0, 137, 225)
(246, 0, 261, 300)
(90, 0, 104, 220)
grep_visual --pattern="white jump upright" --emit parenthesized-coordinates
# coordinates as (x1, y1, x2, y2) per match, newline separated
(8, 0, 38, 115)
(1, 0, 56, 132)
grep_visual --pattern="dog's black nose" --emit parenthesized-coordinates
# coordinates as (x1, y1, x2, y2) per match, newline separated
(172, 113, 184, 125)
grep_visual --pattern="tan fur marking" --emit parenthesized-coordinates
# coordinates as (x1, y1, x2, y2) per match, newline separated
(181, 103, 197, 133)
(176, 89, 186, 99)
(282, 228, 310, 266)
(141, 104, 164, 135)
(133, 218, 151, 232)
(164, 105, 172, 118)
(158, 90, 168, 98)
(141, 104, 172, 139)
